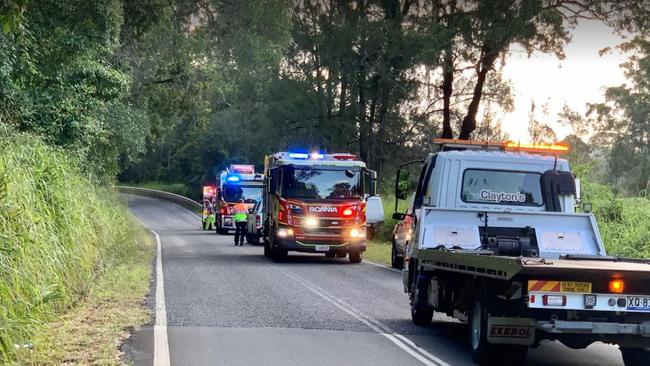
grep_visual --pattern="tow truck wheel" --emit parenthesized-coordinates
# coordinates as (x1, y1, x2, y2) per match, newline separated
(411, 275, 433, 326)
(621, 348, 650, 366)
(349, 250, 362, 264)
(391, 240, 404, 269)
(469, 290, 527, 365)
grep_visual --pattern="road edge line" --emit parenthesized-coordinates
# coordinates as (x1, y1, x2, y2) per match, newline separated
(364, 259, 402, 273)
(130, 214, 170, 366)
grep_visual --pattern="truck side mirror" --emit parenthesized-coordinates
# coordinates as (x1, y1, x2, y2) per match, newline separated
(395, 169, 410, 201)
(392, 212, 406, 221)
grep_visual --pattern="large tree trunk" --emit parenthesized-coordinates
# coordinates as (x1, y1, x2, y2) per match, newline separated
(458, 47, 499, 140)
(441, 50, 454, 139)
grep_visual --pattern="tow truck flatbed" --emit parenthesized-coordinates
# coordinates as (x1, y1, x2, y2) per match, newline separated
(417, 248, 650, 281)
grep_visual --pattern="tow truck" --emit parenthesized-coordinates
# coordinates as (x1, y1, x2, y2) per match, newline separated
(215, 164, 264, 234)
(394, 139, 650, 365)
(262, 152, 384, 263)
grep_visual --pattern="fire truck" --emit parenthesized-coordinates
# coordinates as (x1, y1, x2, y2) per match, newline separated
(201, 185, 217, 230)
(395, 139, 650, 365)
(262, 152, 384, 263)
(215, 164, 264, 234)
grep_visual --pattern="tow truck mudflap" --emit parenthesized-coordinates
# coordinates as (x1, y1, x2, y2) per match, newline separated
(487, 317, 536, 346)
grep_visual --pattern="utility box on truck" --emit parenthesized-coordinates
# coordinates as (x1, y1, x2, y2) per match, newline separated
(394, 139, 650, 365)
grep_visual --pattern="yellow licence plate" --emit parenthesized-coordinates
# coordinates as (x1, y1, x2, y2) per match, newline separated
(560, 281, 592, 293)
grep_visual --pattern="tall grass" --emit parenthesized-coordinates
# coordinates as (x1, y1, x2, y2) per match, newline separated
(0, 134, 136, 360)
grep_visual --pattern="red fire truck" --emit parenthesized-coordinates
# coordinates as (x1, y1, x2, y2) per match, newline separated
(215, 164, 264, 234)
(262, 152, 384, 263)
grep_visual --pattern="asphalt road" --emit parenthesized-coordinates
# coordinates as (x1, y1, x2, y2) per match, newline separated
(123, 194, 626, 366)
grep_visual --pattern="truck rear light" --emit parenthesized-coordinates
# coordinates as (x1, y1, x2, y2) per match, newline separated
(343, 208, 353, 216)
(609, 279, 625, 294)
(542, 295, 566, 306)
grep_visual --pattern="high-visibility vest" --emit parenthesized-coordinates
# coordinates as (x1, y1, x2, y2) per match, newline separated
(233, 203, 248, 222)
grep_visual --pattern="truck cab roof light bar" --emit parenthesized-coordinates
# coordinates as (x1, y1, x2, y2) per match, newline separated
(433, 138, 570, 155)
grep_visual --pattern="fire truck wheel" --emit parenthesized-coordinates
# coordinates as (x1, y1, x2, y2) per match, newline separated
(349, 250, 362, 264)
(469, 289, 527, 365)
(263, 239, 271, 258)
(621, 348, 650, 366)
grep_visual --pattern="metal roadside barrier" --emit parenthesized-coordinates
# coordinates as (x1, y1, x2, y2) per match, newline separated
(115, 186, 201, 211)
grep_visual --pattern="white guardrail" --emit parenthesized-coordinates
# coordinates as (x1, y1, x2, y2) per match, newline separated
(115, 186, 202, 211)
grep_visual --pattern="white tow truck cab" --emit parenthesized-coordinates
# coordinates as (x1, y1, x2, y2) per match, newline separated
(395, 139, 650, 366)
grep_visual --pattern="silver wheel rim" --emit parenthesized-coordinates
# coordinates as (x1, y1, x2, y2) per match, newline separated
(472, 301, 481, 350)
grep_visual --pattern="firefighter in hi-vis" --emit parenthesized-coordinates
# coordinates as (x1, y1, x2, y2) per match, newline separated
(233, 198, 248, 246)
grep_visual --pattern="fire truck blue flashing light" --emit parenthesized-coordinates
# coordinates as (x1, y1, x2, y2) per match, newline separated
(226, 175, 240, 183)
(288, 152, 309, 159)
(288, 152, 324, 160)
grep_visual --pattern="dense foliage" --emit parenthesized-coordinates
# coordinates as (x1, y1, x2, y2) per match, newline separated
(0, 133, 138, 358)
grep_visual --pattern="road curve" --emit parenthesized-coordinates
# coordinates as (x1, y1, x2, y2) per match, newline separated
(123, 194, 625, 366)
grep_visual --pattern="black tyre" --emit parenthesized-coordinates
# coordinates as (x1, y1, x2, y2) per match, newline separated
(411, 274, 433, 326)
(391, 240, 404, 269)
(469, 289, 527, 365)
(250, 234, 260, 245)
(621, 348, 650, 366)
(263, 239, 271, 258)
(349, 249, 362, 264)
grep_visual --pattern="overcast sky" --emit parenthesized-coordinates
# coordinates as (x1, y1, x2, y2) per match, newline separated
(499, 19, 629, 142)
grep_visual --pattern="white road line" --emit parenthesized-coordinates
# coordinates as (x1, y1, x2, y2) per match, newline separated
(130, 214, 170, 366)
(152, 231, 170, 366)
(277, 267, 449, 366)
(364, 259, 402, 273)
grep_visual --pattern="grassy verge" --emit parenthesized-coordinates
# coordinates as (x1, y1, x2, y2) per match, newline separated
(15, 224, 154, 364)
(0, 133, 154, 363)
(364, 240, 392, 267)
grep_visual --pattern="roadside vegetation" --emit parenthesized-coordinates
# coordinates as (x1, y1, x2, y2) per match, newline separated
(0, 134, 153, 363)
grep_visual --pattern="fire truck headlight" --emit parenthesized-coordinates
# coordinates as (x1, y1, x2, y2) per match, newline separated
(277, 228, 294, 238)
(350, 228, 365, 239)
(304, 217, 319, 228)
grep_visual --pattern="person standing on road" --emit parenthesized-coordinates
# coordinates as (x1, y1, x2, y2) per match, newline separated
(233, 198, 248, 246)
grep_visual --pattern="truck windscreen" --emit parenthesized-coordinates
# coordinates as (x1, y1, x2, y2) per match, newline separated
(461, 169, 543, 206)
(281, 167, 361, 200)
(222, 185, 262, 203)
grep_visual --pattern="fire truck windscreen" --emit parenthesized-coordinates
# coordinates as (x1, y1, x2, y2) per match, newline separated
(281, 167, 362, 200)
(222, 185, 262, 203)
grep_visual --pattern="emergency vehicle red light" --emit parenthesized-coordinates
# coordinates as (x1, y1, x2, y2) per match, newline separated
(333, 154, 356, 160)
(342, 208, 353, 216)
(203, 186, 215, 194)
(229, 164, 255, 174)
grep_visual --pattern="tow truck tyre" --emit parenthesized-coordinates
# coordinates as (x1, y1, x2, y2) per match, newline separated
(391, 239, 404, 269)
(411, 275, 433, 326)
(469, 290, 527, 365)
(621, 348, 650, 366)
(349, 249, 362, 264)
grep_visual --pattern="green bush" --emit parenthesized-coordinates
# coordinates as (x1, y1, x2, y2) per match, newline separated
(0, 134, 136, 360)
